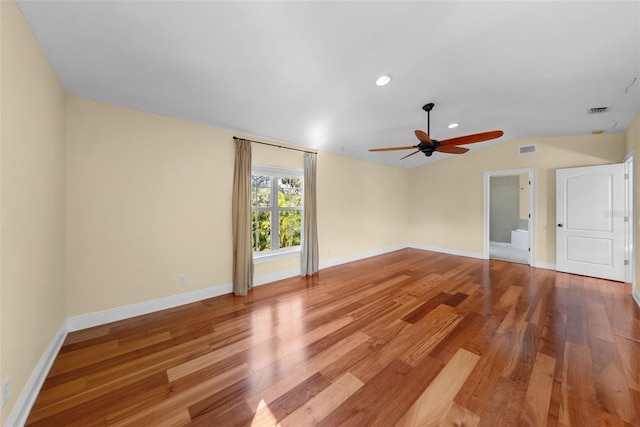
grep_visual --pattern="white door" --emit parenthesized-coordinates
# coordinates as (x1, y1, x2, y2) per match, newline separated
(556, 164, 625, 281)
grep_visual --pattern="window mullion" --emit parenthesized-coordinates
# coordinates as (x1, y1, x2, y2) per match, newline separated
(271, 176, 278, 250)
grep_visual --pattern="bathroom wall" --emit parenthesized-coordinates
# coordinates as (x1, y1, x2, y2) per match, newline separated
(489, 175, 520, 243)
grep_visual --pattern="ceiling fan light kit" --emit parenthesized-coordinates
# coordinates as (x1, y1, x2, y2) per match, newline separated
(369, 102, 504, 161)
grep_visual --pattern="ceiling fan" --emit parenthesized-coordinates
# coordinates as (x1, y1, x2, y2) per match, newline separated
(369, 103, 504, 160)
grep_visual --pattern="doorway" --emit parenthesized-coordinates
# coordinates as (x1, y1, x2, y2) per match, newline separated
(484, 168, 536, 265)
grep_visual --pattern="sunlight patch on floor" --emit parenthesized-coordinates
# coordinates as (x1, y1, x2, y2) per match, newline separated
(250, 398, 282, 427)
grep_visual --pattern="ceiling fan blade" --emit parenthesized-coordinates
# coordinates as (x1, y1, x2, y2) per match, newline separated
(439, 130, 504, 146)
(414, 130, 433, 146)
(400, 149, 421, 160)
(369, 146, 418, 152)
(436, 145, 469, 154)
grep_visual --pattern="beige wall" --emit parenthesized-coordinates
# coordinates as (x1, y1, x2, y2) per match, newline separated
(66, 97, 409, 316)
(625, 112, 640, 297)
(67, 97, 235, 315)
(519, 173, 529, 221)
(317, 151, 408, 261)
(1, 1, 67, 423)
(408, 133, 626, 264)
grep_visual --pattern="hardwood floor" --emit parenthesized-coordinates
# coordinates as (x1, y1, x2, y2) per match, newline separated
(26, 249, 640, 426)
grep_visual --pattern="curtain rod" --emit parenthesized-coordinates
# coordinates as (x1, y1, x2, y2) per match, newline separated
(233, 136, 317, 154)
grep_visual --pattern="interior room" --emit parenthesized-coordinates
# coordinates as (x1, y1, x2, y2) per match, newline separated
(2, 1, 639, 426)
(489, 173, 530, 264)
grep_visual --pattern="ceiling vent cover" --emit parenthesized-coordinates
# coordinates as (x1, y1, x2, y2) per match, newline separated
(588, 106, 610, 114)
(519, 144, 536, 155)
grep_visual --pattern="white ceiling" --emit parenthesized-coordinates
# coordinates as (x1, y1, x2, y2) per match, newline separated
(16, 1, 640, 169)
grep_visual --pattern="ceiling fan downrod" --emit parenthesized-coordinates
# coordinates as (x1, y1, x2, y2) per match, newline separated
(422, 103, 434, 135)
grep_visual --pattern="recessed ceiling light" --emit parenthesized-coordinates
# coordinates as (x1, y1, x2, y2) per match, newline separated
(448, 123, 459, 129)
(375, 75, 391, 86)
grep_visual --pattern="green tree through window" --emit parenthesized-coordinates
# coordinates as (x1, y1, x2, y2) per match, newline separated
(251, 170, 302, 253)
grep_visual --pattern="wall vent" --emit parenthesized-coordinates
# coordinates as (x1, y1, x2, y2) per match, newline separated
(519, 144, 536, 155)
(588, 106, 610, 114)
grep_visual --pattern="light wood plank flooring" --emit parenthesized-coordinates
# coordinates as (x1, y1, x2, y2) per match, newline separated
(26, 249, 640, 426)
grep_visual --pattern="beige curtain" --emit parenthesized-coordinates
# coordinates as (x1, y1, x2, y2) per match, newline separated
(232, 139, 254, 295)
(301, 152, 319, 276)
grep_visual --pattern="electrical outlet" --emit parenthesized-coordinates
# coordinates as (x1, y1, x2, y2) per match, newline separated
(179, 274, 186, 285)
(2, 379, 9, 408)
(547, 251, 553, 258)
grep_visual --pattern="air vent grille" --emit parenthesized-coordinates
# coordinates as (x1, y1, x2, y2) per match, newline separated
(519, 144, 536, 155)
(588, 106, 610, 114)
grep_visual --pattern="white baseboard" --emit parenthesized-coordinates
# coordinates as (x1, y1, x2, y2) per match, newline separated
(6, 321, 68, 427)
(66, 245, 409, 333)
(67, 282, 233, 332)
(407, 244, 560, 273)
(407, 243, 484, 260)
(532, 261, 557, 271)
(319, 244, 409, 269)
(634, 287, 640, 309)
(66, 269, 308, 333)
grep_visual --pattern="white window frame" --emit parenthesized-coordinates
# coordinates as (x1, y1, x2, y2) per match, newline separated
(251, 165, 304, 264)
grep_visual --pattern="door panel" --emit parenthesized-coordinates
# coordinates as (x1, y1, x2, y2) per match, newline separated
(565, 174, 613, 232)
(566, 236, 612, 265)
(556, 164, 625, 281)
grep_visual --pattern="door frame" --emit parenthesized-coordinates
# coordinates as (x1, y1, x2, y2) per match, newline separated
(624, 151, 634, 284)
(483, 168, 537, 265)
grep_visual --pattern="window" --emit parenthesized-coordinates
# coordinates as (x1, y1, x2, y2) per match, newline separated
(251, 165, 303, 260)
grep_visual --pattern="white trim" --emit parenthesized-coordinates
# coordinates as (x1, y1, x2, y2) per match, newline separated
(484, 168, 537, 266)
(407, 243, 484, 260)
(6, 321, 68, 427)
(633, 287, 640, 309)
(624, 151, 635, 285)
(67, 282, 233, 332)
(319, 244, 409, 269)
(532, 261, 557, 271)
(254, 247, 300, 264)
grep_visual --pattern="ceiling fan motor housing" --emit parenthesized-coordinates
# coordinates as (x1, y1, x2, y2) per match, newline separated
(418, 139, 439, 156)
